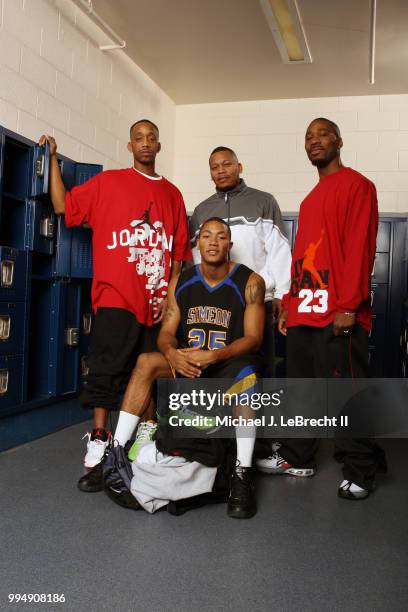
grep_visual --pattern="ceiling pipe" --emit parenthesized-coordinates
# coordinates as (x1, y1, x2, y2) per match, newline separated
(369, 0, 377, 84)
(73, 0, 126, 51)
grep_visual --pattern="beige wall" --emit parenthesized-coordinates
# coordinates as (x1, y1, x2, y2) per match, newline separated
(1, 1, 408, 215)
(0, 0, 176, 177)
(174, 96, 408, 214)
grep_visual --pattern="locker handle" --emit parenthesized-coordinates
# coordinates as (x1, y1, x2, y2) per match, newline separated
(0, 315, 11, 341)
(36, 153, 45, 177)
(82, 313, 92, 335)
(40, 217, 54, 239)
(65, 328, 79, 347)
(81, 356, 89, 377)
(1, 261, 14, 288)
(0, 369, 9, 395)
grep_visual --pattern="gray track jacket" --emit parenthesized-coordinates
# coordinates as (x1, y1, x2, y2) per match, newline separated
(189, 180, 291, 301)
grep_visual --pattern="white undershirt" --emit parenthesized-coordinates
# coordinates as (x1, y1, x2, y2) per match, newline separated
(133, 167, 162, 181)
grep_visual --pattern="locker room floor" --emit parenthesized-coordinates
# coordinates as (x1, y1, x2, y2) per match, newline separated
(1, 420, 407, 612)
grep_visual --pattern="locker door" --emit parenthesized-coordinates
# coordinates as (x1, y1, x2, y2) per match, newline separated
(54, 281, 81, 395)
(70, 163, 102, 278)
(29, 141, 50, 197)
(25, 199, 56, 256)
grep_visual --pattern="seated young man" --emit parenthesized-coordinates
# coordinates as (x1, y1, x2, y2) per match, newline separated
(79, 217, 265, 519)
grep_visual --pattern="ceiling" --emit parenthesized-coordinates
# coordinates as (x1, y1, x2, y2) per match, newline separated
(92, 0, 408, 104)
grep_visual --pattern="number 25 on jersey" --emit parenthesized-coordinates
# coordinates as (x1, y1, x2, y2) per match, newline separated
(188, 329, 227, 349)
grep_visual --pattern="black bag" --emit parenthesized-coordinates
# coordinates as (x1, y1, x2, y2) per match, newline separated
(102, 444, 140, 511)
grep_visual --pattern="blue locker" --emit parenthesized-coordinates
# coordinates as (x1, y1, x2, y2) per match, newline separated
(60, 159, 76, 190)
(0, 354, 23, 413)
(69, 163, 101, 278)
(27, 159, 101, 279)
(25, 199, 56, 255)
(49, 217, 72, 277)
(0, 301, 25, 355)
(0, 248, 28, 302)
(78, 279, 93, 383)
(1, 135, 30, 200)
(282, 217, 296, 250)
(376, 221, 391, 252)
(30, 216, 71, 278)
(27, 280, 82, 400)
(371, 283, 388, 315)
(71, 226, 93, 278)
(54, 281, 82, 396)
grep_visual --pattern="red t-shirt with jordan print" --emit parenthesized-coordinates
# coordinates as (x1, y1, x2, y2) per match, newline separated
(65, 167, 192, 326)
(282, 167, 378, 332)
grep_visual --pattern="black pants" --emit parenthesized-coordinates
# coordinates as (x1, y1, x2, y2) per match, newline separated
(261, 301, 275, 378)
(278, 325, 387, 490)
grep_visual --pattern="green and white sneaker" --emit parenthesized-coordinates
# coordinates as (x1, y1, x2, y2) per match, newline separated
(128, 420, 157, 461)
(172, 406, 221, 434)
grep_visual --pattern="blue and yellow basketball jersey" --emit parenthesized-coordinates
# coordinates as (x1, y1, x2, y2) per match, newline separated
(175, 263, 253, 350)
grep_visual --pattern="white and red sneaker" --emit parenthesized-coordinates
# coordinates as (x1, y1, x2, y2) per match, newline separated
(83, 428, 111, 469)
(256, 451, 315, 477)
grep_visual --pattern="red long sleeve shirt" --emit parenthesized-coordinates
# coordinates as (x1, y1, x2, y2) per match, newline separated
(282, 167, 378, 332)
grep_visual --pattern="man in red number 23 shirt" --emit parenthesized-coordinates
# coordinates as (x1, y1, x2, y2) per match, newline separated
(257, 117, 387, 500)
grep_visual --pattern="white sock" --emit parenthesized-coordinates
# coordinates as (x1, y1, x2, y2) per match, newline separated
(235, 426, 256, 467)
(114, 412, 140, 446)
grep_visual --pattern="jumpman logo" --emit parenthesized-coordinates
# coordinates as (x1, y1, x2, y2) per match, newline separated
(133, 202, 156, 233)
(302, 229, 328, 289)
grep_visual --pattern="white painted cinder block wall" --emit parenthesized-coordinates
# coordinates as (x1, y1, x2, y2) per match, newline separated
(0, 0, 176, 177)
(0, 0, 407, 215)
(174, 97, 408, 214)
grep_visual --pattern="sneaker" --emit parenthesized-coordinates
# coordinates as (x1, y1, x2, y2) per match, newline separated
(105, 485, 141, 510)
(83, 428, 111, 469)
(77, 462, 104, 493)
(172, 406, 221, 434)
(256, 451, 315, 477)
(338, 479, 369, 500)
(227, 464, 257, 519)
(128, 420, 157, 461)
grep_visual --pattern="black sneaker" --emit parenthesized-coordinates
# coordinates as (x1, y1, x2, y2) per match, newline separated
(77, 444, 112, 493)
(104, 485, 141, 510)
(227, 465, 257, 519)
(77, 462, 104, 492)
(338, 479, 370, 500)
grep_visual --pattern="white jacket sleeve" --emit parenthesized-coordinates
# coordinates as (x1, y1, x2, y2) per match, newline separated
(259, 197, 292, 300)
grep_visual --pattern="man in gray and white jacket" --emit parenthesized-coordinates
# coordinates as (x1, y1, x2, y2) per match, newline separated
(189, 146, 292, 377)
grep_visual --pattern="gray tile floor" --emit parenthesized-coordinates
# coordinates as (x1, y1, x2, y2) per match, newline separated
(1, 420, 407, 612)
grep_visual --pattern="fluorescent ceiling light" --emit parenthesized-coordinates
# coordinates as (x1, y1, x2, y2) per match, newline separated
(259, 0, 312, 64)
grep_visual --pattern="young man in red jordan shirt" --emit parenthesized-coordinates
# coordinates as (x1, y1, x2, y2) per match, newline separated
(39, 121, 191, 485)
(257, 118, 386, 499)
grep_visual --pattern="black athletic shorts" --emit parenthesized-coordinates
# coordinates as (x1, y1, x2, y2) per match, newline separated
(199, 354, 264, 382)
(80, 307, 159, 411)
